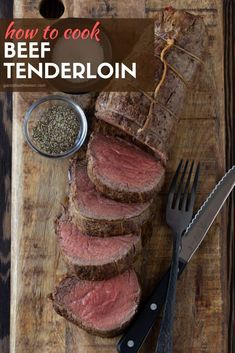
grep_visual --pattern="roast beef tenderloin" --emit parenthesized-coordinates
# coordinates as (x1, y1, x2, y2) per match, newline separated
(87, 133, 165, 203)
(95, 8, 207, 163)
(50, 270, 141, 337)
(69, 159, 154, 236)
(55, 212, 142, 280)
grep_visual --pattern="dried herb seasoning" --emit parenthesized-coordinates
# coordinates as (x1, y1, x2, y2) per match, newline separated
(32, 105, 80, 154)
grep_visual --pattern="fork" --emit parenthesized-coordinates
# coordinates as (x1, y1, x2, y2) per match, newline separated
(156, 160, 200, 353)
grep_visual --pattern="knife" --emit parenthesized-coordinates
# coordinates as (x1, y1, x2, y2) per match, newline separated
(117, 165, 235, 353)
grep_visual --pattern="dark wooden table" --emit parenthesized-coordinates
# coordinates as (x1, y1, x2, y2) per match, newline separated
(224, 2, 235, 352)
(0, 2, 13, 353)
(0, 1, 234, 353)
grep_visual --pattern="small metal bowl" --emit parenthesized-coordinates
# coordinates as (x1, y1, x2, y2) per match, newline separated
(23, 95, 88, 159)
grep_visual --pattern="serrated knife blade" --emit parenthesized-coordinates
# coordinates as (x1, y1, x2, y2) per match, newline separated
(179, 165, 235, 263)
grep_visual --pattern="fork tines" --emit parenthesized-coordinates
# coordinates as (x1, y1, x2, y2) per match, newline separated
(169, 160, 200, 211)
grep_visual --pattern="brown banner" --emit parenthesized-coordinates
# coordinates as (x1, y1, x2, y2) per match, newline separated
(0, 19, 155, 92)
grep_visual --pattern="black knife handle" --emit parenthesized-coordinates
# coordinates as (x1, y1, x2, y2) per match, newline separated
(117, 260, 187, 353)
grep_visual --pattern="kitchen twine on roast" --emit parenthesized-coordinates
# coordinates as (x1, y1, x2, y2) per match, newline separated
(136, 35, 205, 134)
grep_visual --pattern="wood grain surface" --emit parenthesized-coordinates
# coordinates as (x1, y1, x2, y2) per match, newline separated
(9, 1, 231, 353)
(0, 2, 13, 353)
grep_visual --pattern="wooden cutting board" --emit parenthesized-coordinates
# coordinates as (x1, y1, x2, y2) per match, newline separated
(11, 1, 228, 353)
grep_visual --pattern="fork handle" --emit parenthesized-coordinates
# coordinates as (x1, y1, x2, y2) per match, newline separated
(155, 232, 182, 353)
(117, 260, 186, 353)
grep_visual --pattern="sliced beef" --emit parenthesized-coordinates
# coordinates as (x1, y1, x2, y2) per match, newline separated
(95, 8, 207, 163)
(55, 212, 142, 280)
(50, 270, 141, 337)
(69, 159, 154, 236)
(87, 133, 165, 203)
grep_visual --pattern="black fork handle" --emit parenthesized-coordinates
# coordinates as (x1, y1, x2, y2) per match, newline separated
(117, 259, 186, 353)
(155, 232, 182, 353)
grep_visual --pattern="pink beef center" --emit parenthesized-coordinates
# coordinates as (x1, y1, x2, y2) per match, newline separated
(62, 271, 140, 331)
(75, 164, 150, 220)
(59, 221, 139, 265)
(90, 134, 164, 190)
